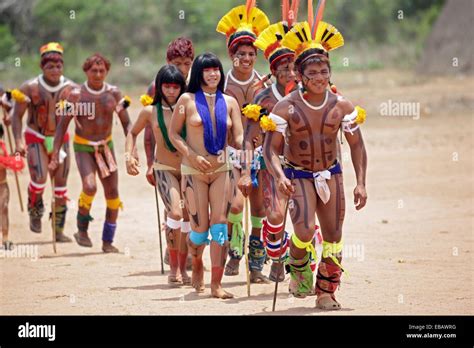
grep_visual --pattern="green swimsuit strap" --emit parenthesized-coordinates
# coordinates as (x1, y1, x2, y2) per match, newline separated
(156, 102, 186, 152)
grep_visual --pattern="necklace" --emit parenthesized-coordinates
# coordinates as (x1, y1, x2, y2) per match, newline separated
(39, 74, 66, 93)
(195, 89, 227, 155)
(299, 89, 328, 110)
(156, 102, 185, 152)
(84, 81, 106, 95)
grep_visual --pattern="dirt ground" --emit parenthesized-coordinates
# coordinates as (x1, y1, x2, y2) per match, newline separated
(0, 70, 472, 315)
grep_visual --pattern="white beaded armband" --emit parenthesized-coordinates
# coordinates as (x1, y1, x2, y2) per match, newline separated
(268, 113, 288, 134)
(341, 106, 366, 135)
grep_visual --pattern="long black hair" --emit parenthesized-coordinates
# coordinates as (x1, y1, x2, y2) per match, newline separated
(152, 64, 186, 107)
(187, 53, 225, 94)
(0, 124, 3, 139)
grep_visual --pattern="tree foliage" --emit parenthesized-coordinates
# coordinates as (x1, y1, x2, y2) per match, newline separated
(0, 0, 446, 84)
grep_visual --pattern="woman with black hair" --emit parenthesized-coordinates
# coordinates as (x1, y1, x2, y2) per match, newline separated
(169, 53, 243, 299)
(125, 64, 191, 285)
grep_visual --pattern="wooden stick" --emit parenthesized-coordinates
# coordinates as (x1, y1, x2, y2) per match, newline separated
(51, 177, 57, 254)
(244, 197, 251, 297)
(153, 170, 164, 274)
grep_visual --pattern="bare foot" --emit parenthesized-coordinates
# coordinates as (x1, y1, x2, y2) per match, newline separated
(191, 258, 205, 292)
(168, 272, 182, 286)
(289, 279, 310, 298)
(180, 270, 192, 285)
(74, 232, 92, 247)
(102, 242, 119, 253)
(55, 232, 72, 243)
(250, 270, 271, 284)
(224, 258, 240, 276)
(211, 284, 234, 299)
(269, 262, 285, 282)
(316, 293, 341, 310)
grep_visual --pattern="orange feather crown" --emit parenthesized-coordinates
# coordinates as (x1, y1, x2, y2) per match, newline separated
(39, 42, 64, 56)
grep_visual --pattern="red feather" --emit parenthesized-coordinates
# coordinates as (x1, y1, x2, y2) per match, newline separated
(282, 0, 289, 22)
(246, 0, 256, 20)
(285, 80, 297, 95)
(308, 0, 314, 32)
(312, 0, 326, 39)
(289, 0, 300, 27)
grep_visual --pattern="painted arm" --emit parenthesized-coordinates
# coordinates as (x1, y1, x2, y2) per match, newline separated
(48, 88, 78, 174)
(239, 118, 260, 196)
(125, 106, 151, 177)
(342, 101, 368, 210)
(144, 126, 155, 167)
(114, 90, 132, 136)
(143, 83, 156, 168)
(262, 102, 293, 196)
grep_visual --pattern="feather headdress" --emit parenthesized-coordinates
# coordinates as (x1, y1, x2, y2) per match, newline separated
(216, 0, 270, 50)
(281, 0, 344, 64)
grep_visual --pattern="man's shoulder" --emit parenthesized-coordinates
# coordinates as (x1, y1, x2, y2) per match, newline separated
(272, 98, 293, 118)
(254, 85, 272, 103)
(62, 76, 76, 85)
(333, 93, 354, 115)
(61, 78, 79, 92)
(104, 83, 124, 100)
(106, 83, 119, 93)
(277, 89, 299, 106)
(20, 76, 39, 92)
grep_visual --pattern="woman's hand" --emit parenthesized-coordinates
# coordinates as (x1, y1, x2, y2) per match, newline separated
(277, 176, 294, 196)
(125, 152, 140, 176)
(238, 173, 253, 197)
(189, 153, 212, 172)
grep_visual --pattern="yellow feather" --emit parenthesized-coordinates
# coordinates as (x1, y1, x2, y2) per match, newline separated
(281, 21, 312, 52)
(247, 6, 270, 36)
(216, 5, 269, 37)
(254, 22, 287, 52)
(315, 21, 344, 51)
(216, 5, 246, 35)
(246, 0, 256, 19)
(281, 20, 344, 58)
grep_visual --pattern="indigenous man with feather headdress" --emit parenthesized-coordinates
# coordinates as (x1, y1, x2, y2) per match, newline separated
(216, 0, 273, 283)
(12, 42, 76, 242)
(264, 0, 368, 309)
(239, 0, 300, 283)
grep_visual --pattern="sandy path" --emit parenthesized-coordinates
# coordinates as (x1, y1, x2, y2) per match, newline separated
(1, 70, 472, 315)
